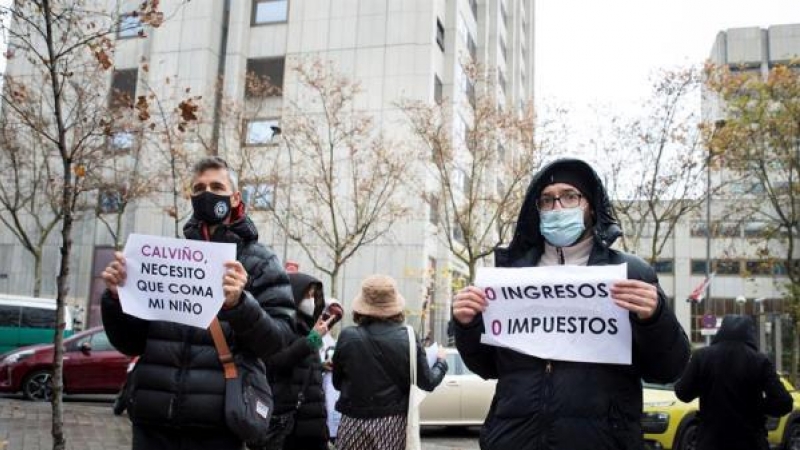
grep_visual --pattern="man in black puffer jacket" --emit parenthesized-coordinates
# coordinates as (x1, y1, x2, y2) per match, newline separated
(101, 156, 296, 450)
(675, 315, 792, 450)
(452, 158, 691, 450)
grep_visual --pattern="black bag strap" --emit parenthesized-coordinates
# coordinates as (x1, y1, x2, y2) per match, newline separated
(356, 326, 408, 395)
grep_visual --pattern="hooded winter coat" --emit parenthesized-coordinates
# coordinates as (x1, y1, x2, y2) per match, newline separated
(454, 158, 691, 450)
(675, 315, 792, 450)
(102, 210, 296, 434)
(266, 272, 329, 442)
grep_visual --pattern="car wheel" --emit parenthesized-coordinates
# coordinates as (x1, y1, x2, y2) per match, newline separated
(677, 422, 698, 450)
(23, 369, 53, 402)
(786, 422, 800, 450)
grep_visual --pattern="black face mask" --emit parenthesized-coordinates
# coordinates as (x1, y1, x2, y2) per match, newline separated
(191, 191, 232, 224)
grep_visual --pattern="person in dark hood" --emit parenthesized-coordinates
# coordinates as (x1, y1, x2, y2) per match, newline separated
(451, 158, 691, 450)
(257, 272, 337, 450)
(675, 315, 792, 450)
(101, 156, 296, 450)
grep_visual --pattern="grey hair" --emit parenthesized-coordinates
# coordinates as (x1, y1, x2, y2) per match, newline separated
(192, 156, 238, 191)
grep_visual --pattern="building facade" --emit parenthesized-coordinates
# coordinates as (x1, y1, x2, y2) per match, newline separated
(0, 0, 535, 341)
(639, 24, 800, 366)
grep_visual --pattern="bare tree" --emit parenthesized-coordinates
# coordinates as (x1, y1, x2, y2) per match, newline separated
(401, 63, 537, 282)
(267, 59, 413, 297)
(135, 77, 202, 237)
(0, 1, 170, 447)
(705, 63, 800, 383)
(597, 68, 711, 263)
(0, 113, 63, 296)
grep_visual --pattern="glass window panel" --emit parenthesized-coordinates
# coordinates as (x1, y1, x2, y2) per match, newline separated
(254, 0, 288, 24)
(20, 307, 56, 329)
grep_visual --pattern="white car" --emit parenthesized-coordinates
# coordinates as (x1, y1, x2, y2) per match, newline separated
(419, 348, 496, 427)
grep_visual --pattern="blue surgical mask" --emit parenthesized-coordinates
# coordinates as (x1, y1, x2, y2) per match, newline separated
(539, 207, 586, 247)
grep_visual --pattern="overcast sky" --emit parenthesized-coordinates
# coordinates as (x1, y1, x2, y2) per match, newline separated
(534, 0, 800, 120)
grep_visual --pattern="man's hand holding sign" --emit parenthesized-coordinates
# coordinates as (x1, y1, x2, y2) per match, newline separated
(103, 233, 240, 328)
(453, 265, 659, 365)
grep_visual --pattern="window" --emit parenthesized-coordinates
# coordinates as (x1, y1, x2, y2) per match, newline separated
(500, 0, 508, 29)
(109, 130, 135, 152)
(467, 34, 477, 60)
(715, 222, 741, 238)
(429, 196, 439, 225)
(20, 307, 56, 329)
(244, 118, 280, 145)
(745, 260, 772, 276)
(251, 0, 288, 25)
(453, 221, 466, 244)
(98, 188, 125, 214)
(496, 179, 506, 196)
(743, 222, 769, 238)
(117, 13, 143, 39)
(455, 63, 469, 95)
(242, 183, 274, 210)
(690, 222, 708, 238)
(497, 143, 506, 161)
(436, 19, 445, 52)
(714, 260, 740, 275)
(653, 259, 674, 274)
(452, 168, 470, 194)
(454, 114, 467, 150)
(498, 71, 507, 96)
(109, 69, 138, 109)
(90, 331, 114, 351)
(0, 304, 20, 326)
(691, 259, 708, 275)
(246, 58, 285, 97)
(434, 75, 443, 104)
(466, 80, 476, 109)
(469, 0, 478, 19)
(499, 37, 507, 62)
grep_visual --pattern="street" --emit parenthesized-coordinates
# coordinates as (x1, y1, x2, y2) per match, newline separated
(0, 396, 479, 450)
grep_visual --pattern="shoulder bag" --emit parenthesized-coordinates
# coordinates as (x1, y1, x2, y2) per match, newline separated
(209, 318, 274, 447)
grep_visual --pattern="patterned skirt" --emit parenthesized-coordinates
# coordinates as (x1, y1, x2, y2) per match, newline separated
(335, 414, 406, 450)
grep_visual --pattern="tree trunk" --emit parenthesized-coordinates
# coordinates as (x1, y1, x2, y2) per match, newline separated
(330, 266, 339, 307)
(468, 259, 477, 284)
(33, 250, 42, 298)
(791, 326, 798, 385)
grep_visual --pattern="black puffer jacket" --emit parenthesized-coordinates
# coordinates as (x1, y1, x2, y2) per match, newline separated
(266, 272, 328, 440)
(454, 159, 691, 450)
(333, 321, 448, 418)
(675, 315, 792, 450)
(102, 212, 295, 430)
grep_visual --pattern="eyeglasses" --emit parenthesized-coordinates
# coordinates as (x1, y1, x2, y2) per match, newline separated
(536, 191, 583, 211)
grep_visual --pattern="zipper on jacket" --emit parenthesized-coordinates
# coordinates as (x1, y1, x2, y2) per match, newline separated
(557, 248, 565, 265)
(172, 328, 195, 421)
(539, 360, 554, 449)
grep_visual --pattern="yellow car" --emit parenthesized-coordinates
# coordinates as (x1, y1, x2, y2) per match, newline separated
(642, 378, 800, 450)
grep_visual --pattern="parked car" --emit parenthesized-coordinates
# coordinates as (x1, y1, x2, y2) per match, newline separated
(0, 294, 74, 354)
(0, 326, 131, 401)
(419, 348, 496, 427)
(642, 377, 800, 450)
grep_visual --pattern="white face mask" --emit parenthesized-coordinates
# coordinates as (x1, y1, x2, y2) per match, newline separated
(298, 298, 315, 316)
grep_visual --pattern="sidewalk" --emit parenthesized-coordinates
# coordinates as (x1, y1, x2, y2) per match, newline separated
(0, 398, 129, 450)
(0, 397, 479, 450)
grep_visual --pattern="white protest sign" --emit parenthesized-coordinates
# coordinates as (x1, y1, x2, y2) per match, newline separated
(476, 264, 631, 365)
(118, 233, 236, 329)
